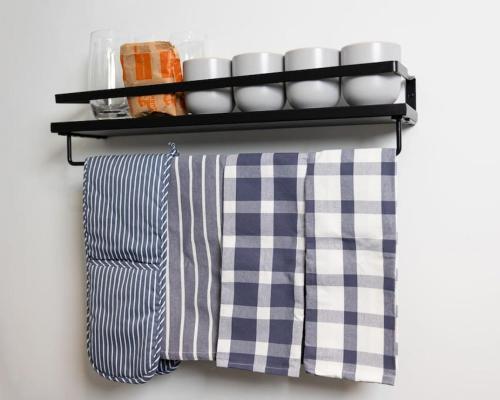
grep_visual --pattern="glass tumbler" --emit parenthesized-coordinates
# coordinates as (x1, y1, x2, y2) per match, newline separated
(88, 29, 129, 119)
(170, 31, 206, 62)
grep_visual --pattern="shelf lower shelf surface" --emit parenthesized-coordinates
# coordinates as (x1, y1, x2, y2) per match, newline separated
(51, 103, 417, 138)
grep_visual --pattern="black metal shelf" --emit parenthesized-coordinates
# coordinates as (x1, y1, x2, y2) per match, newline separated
(51, 61, 417, 165)
(51, 103, 416, 137)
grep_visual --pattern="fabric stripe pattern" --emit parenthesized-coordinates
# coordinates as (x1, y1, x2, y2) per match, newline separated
(165, 155, 225, 360)
(216, 153, 307, 377)
(303, 148, 397, 384)
(83, 149, 180, 384)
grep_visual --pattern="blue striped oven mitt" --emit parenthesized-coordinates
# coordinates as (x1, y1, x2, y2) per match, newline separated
(83, 147, 180, 383)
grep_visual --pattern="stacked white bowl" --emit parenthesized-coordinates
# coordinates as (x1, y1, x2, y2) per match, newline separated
(341, 42, 402, 106)
(232, 52, 285, 112)
(183, 58, 234, 114)
(285, 47, 341, 109)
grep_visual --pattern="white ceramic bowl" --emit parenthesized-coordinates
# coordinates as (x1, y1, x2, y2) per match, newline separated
(341, 42, 402, 106)
(232, 52, 285, 112)
(183, 58, 234, 114)
(285, 47, 340, 109)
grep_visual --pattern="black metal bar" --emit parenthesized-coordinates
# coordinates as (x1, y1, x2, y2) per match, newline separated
(63, 116, 405, 165)
(405, 77, 417, 110)
(395, 117, 402, 155)
(52, 104, 415, 136)
(66, 135, 84, 166)
(56, 61, 411, 104)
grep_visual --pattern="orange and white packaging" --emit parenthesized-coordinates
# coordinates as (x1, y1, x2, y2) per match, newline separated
(120, 41, 186, 117)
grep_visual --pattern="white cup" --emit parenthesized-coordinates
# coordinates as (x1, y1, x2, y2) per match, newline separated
(232, 52, 285, 112)
(285, 47, 340, 109)
(183, 58, 234, 114)
(341, 42, 402, 106)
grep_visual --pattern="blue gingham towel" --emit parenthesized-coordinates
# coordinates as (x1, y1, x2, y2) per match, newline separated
(83, 147, 180, 384)
(164, 154, 225, 360)
(216, 153, 307, 377)
(303, 148, 397, 384)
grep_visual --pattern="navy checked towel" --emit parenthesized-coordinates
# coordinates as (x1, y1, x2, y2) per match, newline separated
(216, 153, 307, 377)
(83, 148, 180, 384)
(303, 148, 397, 384)
(164, 155, 225, 360)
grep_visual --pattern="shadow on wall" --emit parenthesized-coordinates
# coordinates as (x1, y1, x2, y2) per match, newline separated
(180, 360, 363, 392)
(81, 359, 366, 396)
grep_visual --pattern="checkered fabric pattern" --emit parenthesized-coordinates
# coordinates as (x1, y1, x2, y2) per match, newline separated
(216, 153, 307, 377)
(303, 148, 397, 385)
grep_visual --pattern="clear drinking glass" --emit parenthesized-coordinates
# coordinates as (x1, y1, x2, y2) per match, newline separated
(88, 29, 129, 119)
(170, 31, 206, 62)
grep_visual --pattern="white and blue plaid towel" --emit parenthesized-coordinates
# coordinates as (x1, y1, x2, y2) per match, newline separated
(303, 148, 397, 384)
(83, 148, 180, 384)
(216, 153, 307, 377)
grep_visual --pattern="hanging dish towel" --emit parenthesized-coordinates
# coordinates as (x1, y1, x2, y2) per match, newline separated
(303, 148, 397, 384)
(216, 153, 307, 377)
(83, 147, 180, 384)
(164, 154, 225, 360)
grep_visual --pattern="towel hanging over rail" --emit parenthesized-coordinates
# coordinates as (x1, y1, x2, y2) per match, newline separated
(303, 148, 398, 385)
(216, 152, 308, 377)
(164, 154, 226, 361)
(83, 145, 180, 384)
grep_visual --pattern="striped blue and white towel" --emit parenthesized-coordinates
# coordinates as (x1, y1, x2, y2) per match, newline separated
(83, 147, 180, 384)
(164, 155, 225, 360)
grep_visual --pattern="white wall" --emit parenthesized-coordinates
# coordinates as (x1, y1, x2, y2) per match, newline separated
(1, 0, 499, 398)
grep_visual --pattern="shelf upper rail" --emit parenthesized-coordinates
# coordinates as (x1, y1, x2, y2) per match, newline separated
(55, 61, 413, 104)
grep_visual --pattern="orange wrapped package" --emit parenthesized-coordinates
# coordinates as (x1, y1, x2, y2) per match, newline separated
(120, 41, 186, 117)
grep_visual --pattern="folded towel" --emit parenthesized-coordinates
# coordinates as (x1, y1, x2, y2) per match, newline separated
(216, 153, 307, 377)
(83, 148, 180, 384)
(303, 148, 397, 384)
(164, 154, 225, 360)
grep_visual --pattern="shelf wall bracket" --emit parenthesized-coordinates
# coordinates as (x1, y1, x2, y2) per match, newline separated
(66, 135, 85, 166)
(395, 117, 402, 156)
